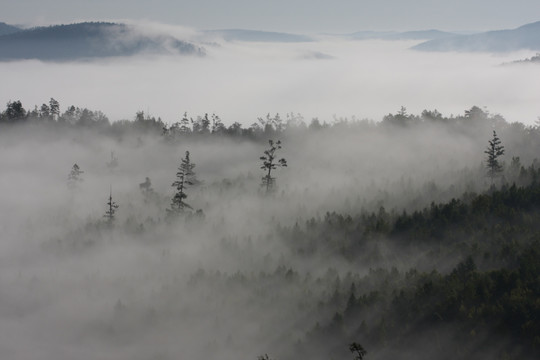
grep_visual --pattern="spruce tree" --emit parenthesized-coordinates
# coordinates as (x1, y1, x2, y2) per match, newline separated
(168, 151, 199, 215)
(104, 188, 119, 225)
(485, 130, 505, 183)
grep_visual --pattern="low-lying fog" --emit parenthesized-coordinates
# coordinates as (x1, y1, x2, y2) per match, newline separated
(1, 32, 539, 125)
(0, 115, 536, 359)
(1, 24, 539, 360)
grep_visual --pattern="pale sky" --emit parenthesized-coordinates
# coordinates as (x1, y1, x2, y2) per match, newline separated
(3, 0, 540, 33)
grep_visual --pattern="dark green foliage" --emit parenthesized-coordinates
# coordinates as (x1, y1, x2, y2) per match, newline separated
(281, 181, 540, 359)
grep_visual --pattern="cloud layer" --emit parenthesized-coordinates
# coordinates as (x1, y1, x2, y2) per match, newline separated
(1, 31, 539, 126)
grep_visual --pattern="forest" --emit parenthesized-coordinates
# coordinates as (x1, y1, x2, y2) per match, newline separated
(0, 99, 539, 360)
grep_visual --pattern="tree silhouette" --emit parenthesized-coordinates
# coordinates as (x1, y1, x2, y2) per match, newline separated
(349, 342, 367, 360)
(49, 98, 60, 120)
(168, 151, 198, 216)
(67, 163, 84, 189)
(260, 139, 287, 193)
(139, 176, 157, 202)
(485, 130, 505, 184)
(104, 187, 119, 225)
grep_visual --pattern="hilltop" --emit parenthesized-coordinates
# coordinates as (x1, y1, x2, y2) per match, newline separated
(0, 22, 205, 61)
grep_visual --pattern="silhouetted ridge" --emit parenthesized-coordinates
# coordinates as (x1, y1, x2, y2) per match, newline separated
(346, 29, 456, 41)
(0, 22, 21, 36)
(205, 29, 313, 42)
(413, 20, 540, 52)
(0, 22, 205, 61)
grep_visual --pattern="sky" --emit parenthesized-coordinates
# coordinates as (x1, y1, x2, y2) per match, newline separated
(3, 0, 540, 33)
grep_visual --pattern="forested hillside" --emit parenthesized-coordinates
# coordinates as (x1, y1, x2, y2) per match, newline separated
(0, 22, 204, 61)
(0, 99, 538, 360)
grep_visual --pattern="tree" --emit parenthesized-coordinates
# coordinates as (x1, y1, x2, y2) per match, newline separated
(192, 114, 210, 134)
(139, 176, 156, 203)
(67, 163, 84, 189)
(211, 113, 225, 134)
(168, 151, 199, 216)
(104, 187, 119, 225)
(107, 151, 119, 170)
(179, 112, 191, 134)
(349, 342, 367, 360)
(39, 103, 51, 120)
(2, 100, 26, 123)
(139, 176, 153, 194)
(49, 98, 60, 120)
(260, 139, 287, 193)
(485, 130, 505, 184)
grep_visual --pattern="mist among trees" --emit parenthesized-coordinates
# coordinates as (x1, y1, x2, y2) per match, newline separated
(0, 99, 539, 360)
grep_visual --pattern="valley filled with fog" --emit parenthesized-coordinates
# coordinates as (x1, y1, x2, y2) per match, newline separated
(1, 23, 540, 360)
(1, 33, 539, 125)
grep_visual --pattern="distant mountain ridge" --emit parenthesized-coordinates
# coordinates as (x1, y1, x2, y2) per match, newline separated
(204, 29, 313, 42)
(0, 22, 205, 61)
(346, 29, 457, 41)
(0, 22, 21, 36)
(413, 21, 540, 52)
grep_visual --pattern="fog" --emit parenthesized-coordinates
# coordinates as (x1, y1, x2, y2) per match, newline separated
(0, 24, 539, 360)
(0, 109, 537, 359)
(1, 30, 539, 125)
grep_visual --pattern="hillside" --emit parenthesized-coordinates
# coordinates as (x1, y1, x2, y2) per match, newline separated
(0, 22, 205, 61)
(347, 29, 456, 41)
(204, 29, 313, 42)
(413, 21, 540, 52)
(0, 22, 21, 36)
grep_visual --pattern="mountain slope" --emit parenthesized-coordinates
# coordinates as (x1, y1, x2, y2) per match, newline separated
(413, 21, 540, 52)
(0, 22, 205, 61)
(0, 22, 21, 36)
(204, 29, 312, 42)
(348, 29, 456, 41)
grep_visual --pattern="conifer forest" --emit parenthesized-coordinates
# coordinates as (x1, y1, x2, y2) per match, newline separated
(0, 99, 539, 360)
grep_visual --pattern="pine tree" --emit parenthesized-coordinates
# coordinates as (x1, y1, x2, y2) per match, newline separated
(485, 130, 505, 183)
(49, 98, 60, 121)
(168, 151, 199, 216)
(349, 342, 367, 360)
(67, 163, 84, 189)
(260, 140, 287, 193)
(104, 187, 119, 225)
(179, 112, 191, 134)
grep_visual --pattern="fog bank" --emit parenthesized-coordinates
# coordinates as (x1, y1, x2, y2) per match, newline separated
(1, 35, 539, 125)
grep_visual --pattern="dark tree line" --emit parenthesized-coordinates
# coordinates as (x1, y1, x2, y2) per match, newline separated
(2, 99, 532, 141)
